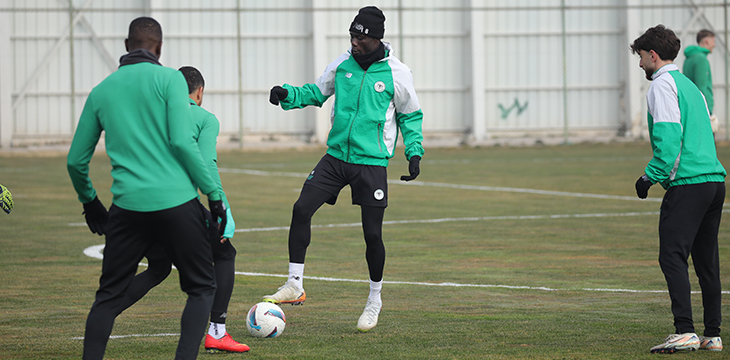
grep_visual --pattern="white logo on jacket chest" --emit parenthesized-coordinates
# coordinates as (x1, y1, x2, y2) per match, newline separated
(345, 73, 353, 78)
(374, 81, 385, 93)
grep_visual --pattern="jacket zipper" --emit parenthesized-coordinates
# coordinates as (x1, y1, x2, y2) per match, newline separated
(347, 70, 367, 163)
(377, 123, 382, 153)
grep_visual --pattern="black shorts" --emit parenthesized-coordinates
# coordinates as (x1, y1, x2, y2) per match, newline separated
(304, 153, 388, 208)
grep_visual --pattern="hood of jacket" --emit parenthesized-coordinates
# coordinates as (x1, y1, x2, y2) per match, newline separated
(119, 48, 162, 67)
(684, 45, 710, 58)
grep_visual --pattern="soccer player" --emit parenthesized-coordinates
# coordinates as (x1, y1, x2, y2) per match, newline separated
(630, 25, 726, 354)
(683, 29, 718, 132)
(114, 66, 249, 353)
(67, 17, 225, 360)
(264, 6, 424, 332)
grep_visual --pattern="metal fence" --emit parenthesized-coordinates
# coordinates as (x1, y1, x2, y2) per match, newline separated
(1, 0, 728, 149)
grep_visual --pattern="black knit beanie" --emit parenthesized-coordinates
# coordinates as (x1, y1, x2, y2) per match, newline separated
(349, 6, 385, 39)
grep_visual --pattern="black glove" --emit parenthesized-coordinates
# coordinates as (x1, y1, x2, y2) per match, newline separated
(83, 196, 108, 236)
(208, 199, 227, 236)
(400, 155, 421, 181)
(269, 86, 289, 105)
(635, 174, 653, 199)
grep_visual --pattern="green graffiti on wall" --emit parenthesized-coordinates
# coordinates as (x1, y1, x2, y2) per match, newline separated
(498, 98, 528, 119)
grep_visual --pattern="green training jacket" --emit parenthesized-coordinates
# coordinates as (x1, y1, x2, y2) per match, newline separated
(189, 98, 235, 238)
(645, 64, 726, 189)
(280, 42, 424, 167)
(683, 45, 714, 113)
(67, 61, 221, 212)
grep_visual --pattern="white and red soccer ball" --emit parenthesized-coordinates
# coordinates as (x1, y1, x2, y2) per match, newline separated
(246, 302, 286, 338)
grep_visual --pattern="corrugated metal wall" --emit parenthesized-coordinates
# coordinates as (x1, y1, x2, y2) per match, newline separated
(628, 0, 728, 139)
(482, 0, 625, 133)
(0, 0, 728, 148)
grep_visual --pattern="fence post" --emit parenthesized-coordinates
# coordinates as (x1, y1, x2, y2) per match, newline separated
(311, 0, 330, 144)
(469, 0, 486, 142)
(69, 3, 77, 136)
(0, 11, 12, 149)
(561, 0, 569, 144)
(624, 0, 646, 139)
(237, 0, 245, 148)
(718, 0, 730, 141)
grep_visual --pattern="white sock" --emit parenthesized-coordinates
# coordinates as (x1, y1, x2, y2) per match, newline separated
(288, 262, 305, 289)
(208, 322, 226, 339)
(369, 280, 382, 303)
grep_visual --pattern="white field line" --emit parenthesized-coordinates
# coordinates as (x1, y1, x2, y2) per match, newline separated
(73, 210, 730, 233)
(424, 156, 650, 165)
(72, 333, 179, 340)
(81, 242, 730, 295)
(396, 180, 661, 202)
(218, 168, 307, 178)
(232, 156, 649, 168)
(234, 211, 662, 233)
(68, 210, 668, 229)
(218, 167, 661, 202)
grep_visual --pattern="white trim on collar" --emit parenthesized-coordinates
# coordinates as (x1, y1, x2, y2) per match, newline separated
(652, 63, 679, 80)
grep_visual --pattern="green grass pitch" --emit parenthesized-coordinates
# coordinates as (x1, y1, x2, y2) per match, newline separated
(0, 141, 728, 359)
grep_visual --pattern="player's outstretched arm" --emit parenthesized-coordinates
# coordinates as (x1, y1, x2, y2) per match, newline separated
(269, 83, 331, 110)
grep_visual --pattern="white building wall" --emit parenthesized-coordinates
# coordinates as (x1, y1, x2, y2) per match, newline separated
(0, 0, 728, 148)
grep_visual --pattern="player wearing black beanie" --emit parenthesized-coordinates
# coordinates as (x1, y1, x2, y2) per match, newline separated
(349, 6, 385, 39)
(265, 5, 424, 334)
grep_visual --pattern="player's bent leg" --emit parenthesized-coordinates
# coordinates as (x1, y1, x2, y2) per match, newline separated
(117, 250, 172, 315)
(84, 205, 151, 360)
(264, 186, 333, 305)
(288, 185, 332, 263)
(153, 199, 216, 360)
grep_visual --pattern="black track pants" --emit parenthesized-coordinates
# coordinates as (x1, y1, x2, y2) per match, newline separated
(658, 182, 724, 336)
(82, 199, 215, 360)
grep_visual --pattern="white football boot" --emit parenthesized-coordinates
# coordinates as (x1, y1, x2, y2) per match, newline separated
(357, 298, 382, 332)
(263, 281, 306, 305)
(650, 333, 700, 353)
(699, 336, 722, 351)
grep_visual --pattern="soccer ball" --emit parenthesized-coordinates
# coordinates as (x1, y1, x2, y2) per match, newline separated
(0, 184, 13, 214)
(246, 302, 286, 338)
